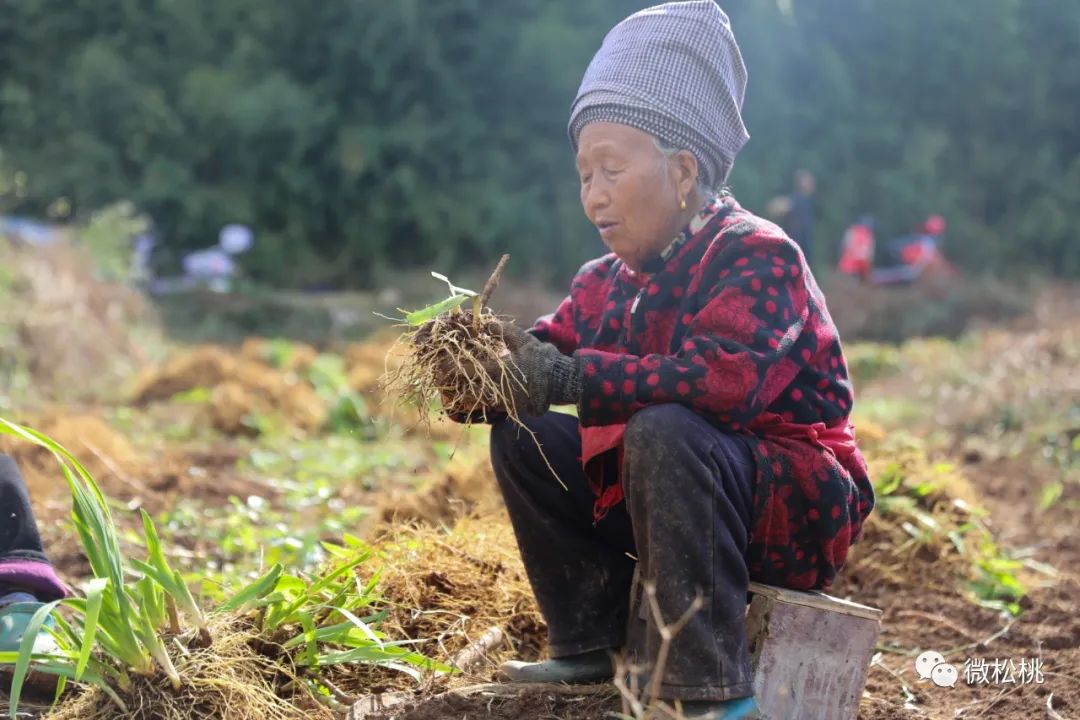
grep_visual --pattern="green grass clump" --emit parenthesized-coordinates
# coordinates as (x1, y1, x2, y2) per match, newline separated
(0, 417, 445, 719)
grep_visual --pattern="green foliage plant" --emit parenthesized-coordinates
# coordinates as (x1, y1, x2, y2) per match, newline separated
(0, 417, 446, 719)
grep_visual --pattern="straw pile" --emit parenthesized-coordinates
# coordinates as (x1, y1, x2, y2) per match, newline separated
(130, 346, 326, 435)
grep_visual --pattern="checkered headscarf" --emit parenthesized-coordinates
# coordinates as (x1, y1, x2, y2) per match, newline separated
(568, 1, 749, 189)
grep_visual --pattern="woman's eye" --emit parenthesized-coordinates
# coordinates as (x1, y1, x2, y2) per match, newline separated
(580, 173, 592, 184)
(602, 167, 622, 180)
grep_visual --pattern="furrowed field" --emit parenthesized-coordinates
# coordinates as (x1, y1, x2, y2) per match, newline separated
(1, 238, 1077, 720)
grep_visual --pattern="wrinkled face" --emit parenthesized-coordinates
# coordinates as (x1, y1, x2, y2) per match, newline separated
(576, 122, 690, 272)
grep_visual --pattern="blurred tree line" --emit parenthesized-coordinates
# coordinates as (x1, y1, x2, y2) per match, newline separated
(1, 0, 1077, 287)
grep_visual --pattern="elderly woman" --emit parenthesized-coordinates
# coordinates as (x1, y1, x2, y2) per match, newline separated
(442, 3, 874, 718)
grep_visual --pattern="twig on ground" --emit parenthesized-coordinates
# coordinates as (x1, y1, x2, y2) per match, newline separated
(1046, 692, 1070, 720)
(449, 682, 616, 697)
(868, 652, 920, 709)
(941, 616, 1018, 656)
(951, 682, 1024, 719)
(321, 678, 359, 706)
(451, 626, 506, 673)
(612, 650, 645, 719)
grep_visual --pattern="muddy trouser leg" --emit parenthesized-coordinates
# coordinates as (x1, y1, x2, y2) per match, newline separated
(622, 404, 757, 702)
(490, 412, 636, 658)
(0, 455, 66, 601)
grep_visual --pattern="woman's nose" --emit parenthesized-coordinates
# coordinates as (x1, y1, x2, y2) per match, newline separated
(582, 181, 611, 215)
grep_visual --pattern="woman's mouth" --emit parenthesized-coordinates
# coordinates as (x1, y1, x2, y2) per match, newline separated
(596, 221, 619, 238)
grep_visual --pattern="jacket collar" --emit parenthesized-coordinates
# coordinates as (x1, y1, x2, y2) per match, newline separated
(626, 194, 734, 278)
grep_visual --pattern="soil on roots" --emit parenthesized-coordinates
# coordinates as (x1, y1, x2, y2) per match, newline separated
(383, 308, 517, 423)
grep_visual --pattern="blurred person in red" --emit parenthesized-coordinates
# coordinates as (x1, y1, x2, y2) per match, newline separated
(836, 216, 876, 282)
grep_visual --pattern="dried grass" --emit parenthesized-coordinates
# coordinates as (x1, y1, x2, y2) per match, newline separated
(834, 439, 988, 601)
(43, 617, 333, 720)
(1, 239, 154, 400)
(0, 411, 143, 508)
(130, 346, 326, 434)
(377, 444, 503, 526)
(339, 516, 544, 695)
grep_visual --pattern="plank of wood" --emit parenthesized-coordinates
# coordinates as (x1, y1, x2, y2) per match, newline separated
(746, 590, 881, 720)
(748, 581, 882, 621)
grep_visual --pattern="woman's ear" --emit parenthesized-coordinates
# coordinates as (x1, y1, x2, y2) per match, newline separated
(673, 150, 699, 199)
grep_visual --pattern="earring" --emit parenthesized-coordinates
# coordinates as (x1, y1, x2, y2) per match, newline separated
(679, 198, 687, 210)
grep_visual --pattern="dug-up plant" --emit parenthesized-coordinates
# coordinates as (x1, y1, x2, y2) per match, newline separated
(380, 256, 564, 485)
(380, 256, 565, 490)
(0, 417, 446, 720)
(381, 255, 524, 423)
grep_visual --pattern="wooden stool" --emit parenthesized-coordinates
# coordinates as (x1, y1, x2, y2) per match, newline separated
(746, 582, 881, 720)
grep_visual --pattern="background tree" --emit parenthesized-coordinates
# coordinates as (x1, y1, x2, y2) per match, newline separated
(1, 0, 1077, 286)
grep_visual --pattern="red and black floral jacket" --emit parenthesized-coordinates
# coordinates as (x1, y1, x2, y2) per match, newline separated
(532, 195, 874, 590)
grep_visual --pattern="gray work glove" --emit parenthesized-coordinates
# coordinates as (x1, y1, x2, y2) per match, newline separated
(487, 321, 581, 416)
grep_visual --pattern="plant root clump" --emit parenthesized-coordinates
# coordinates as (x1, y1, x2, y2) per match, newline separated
(45, 617, 334, 720)
(383, 308, 522, 424)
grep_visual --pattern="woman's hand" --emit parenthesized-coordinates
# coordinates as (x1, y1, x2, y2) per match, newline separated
(428, 320, 581, 417)
(481, 322, 581, 416)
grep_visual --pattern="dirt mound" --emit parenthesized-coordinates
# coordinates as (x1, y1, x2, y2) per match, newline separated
(825, 274, 1031, 343)
(842, 291, 1080, 720)
(378, 447, 502, 525)
(344, 329, 402, 395)
(1, 240, 154, 400)
(130, 345, 326, 435)
(344, 517, 543, 696)
(239, 337, 320, 374)
(0, 412, 143, 508)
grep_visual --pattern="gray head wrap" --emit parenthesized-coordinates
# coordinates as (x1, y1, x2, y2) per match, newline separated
(568, 1, 749, 189)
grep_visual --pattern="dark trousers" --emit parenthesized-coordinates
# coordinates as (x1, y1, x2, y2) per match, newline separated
(0, 454, 67, 601)
(490, 404, 757, 701)
(0, 454, 48, 565)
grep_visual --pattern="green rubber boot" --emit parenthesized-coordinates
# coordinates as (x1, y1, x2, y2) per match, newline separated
(1, 601, 60, 696)
(499, 648, 614, 684)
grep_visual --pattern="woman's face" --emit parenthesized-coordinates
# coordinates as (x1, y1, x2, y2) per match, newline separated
(576, 122, 696, 272)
